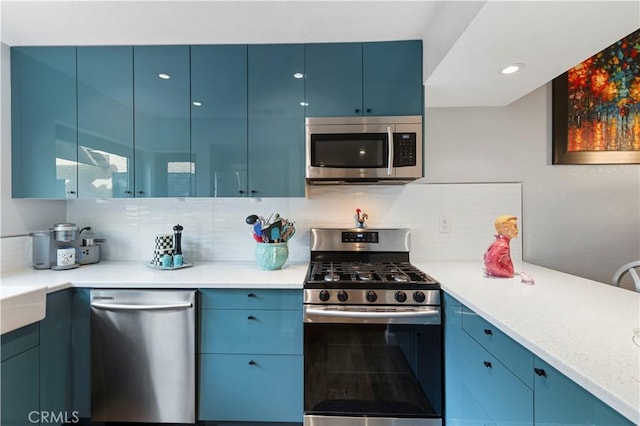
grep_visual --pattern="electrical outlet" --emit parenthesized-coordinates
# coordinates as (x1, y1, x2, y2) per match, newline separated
(439, 216, 451, 233)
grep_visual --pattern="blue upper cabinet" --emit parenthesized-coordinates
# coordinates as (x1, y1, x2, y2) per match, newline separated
(304, 40, 423, 117)
(77, 46, 134, 198)
(11, 47, 78, 198)
(304, 43, 363, 117)
(191, 45, 248, 197)
(247, 44, 305, 197)
(134, 45, 192, 197)
(363, 40, 423, 116)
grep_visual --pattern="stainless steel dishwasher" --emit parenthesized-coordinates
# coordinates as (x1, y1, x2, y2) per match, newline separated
(90, 289, 196, 423)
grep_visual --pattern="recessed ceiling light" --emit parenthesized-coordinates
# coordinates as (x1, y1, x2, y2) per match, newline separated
(158, 73, 171, 80)
(192, 101, 202, 107)
(501, 63, 524, 75)
(293, 72, 304, 79)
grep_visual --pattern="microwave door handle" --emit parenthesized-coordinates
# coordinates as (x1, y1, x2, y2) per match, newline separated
(387, 126, 394, 176)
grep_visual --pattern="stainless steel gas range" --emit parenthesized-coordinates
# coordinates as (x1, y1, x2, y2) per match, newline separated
(303, 228, 443, 426)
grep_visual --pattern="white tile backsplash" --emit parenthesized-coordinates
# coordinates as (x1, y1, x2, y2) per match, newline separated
(1, 183, 522, 272)
(64, 183, 522, 265)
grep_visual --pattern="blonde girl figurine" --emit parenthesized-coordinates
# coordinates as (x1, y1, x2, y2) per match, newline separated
(483, 215, 519, 278)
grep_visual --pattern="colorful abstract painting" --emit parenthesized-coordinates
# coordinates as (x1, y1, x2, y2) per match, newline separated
(553, 29, 640, 164)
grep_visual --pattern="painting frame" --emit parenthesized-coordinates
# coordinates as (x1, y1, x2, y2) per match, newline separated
(552, 30, 640, 165)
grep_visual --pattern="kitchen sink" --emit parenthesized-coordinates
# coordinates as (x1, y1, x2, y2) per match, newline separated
(1, 286, 47, 334)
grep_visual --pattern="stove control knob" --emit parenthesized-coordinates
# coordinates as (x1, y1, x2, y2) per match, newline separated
(413, 291, 426, 303)
(337, 290, 349, 302)
(395, 291, 407, 303)
(366, 291, 378, 303)
(318, 290, 330, 302)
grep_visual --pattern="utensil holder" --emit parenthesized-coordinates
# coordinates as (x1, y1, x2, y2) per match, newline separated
(255, 242, 288, 270)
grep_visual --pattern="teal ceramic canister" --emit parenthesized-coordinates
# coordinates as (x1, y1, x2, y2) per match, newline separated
(255, 242, 289, 270)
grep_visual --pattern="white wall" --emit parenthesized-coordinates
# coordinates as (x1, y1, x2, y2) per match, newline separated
(425, 84, 640, 285)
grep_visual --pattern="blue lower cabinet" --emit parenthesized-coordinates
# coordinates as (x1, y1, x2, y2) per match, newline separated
(199, 354, 303, 422)
(461, 384, 496, 426)
(533, 357, 634, 426)
(1, 323, 40, 426)
(200, 309, 302, 355)
(444, 294, 464, 424)
(39, 290, 73, 423)
(460, 332, 533, 425)
(71, 289, 91, 418)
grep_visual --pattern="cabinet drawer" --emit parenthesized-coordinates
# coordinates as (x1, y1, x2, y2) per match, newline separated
(199, 288, 302, 310)
(1, 322, 39, 362)
(200, 309, 302, 355)
(462, 306, 533, 388)
(460, 332, 533, 425)
(199, 353, 303, 422)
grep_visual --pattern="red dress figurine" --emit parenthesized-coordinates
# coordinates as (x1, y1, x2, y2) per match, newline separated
(484, 215, 519, 278)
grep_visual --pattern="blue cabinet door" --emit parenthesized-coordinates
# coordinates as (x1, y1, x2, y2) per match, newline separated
(200, 309, 302, 355)
(534, 356, 634, 426)
(363, 40, 423, 116)
(40, 290, 73, 423)
(71, 288, 91, 418)
(443, 294, 464, 425)
(77, 46, 134, 198)
(199, 353, 303, 422)
(191, 45, 248, 197)
(248, 44, 305, 197)
(460, 331, 533, 425)
(304, 43, 363, 117)
(11, 47, 77, 198)
(134, 45, 191, 197)
(1, 346, 40, 426)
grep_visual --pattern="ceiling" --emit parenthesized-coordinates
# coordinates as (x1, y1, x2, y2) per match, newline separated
(1, 1, 639, 107)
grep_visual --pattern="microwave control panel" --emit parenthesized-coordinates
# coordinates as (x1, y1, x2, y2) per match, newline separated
(393, 133, 417, 167)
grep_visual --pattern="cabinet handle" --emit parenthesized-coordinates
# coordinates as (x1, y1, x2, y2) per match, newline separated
(68, 190, 77, 195)
(366, 108, 372, 113)
(534, 368, 547, 377)
(136, 190, 145, 195)
(247, 293, 256, 298)
(483, 328, 493, 335)
(124, 190, 133, 195)
(238, 190, 245, 194)
(483, 361, 492, 368)
(355, 108, 360, 113)
(247, 315, 256, 320)
(248, 360, 257, 366)
(250, 190, 257, 194)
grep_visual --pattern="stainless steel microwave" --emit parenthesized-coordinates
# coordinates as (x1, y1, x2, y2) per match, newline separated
(305, 116, 423, 184)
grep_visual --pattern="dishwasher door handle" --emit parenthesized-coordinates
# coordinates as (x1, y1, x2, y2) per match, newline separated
(91, 302, 193, 311)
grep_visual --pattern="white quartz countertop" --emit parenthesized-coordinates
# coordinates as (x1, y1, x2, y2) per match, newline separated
(1, 260, 638, 423)
(414, 261, 640, 425)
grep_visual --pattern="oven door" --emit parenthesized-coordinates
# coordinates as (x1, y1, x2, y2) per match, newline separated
(303, 305, 443, 426)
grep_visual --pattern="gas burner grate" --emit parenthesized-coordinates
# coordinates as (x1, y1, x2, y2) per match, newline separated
(307, 261, 436, 285)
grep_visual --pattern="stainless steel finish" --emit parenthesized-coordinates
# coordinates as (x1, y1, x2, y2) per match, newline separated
(305, 414, 441, 426)
(387, 125, 393, 176)
(30, 231, 51, 269)
(304, 304, 441, 324)
(310, 228, 410, 252)
(304, 288, 440, 305)
(90, 289, 196, 423)
(52, 223, 78, 242)
(305, 115, 422, 184)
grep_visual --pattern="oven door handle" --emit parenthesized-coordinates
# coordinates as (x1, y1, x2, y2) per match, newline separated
(305, 307, 439, 319)
(387, 126, 394, 176)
